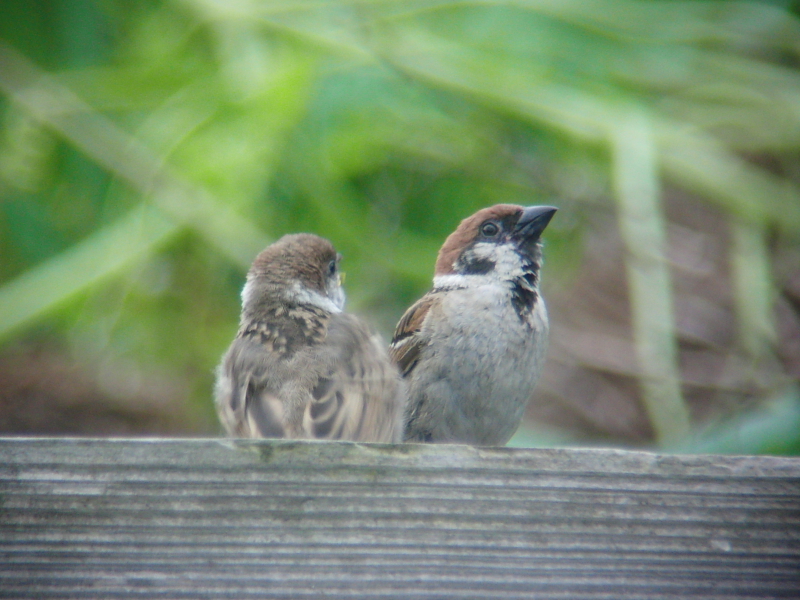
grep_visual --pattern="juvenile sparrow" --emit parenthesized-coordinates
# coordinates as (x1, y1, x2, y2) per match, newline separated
(215, 233, 406, 442)
(390, 204, 557, 445)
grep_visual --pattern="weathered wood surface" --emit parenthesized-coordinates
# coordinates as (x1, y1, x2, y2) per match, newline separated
(0, 438, 798, 599)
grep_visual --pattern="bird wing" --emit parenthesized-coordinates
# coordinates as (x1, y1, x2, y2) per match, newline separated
(216, 307, 329, 439)
(216, 327, 295, 439)
(301, 314, 404, 443)
(217, 309, 404, 442)
(389, 293, 439, 378)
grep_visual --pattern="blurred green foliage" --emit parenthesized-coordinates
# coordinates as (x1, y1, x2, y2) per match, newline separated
(0, 0, 798, 449)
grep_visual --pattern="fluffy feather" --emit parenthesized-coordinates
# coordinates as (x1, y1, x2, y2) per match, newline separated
(215, 234, 405, 442)
(390, 205, 556, 445)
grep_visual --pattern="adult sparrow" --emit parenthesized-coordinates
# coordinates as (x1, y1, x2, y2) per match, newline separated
(215, 233, 406, 442)
(390, 204, 557, 445)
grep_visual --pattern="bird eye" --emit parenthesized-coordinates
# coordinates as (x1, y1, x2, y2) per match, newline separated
(480, 221, 500, 237)
(327, 259, 337, 276)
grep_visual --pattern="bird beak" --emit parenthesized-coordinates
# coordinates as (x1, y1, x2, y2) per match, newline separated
(514, 205, 557, 240)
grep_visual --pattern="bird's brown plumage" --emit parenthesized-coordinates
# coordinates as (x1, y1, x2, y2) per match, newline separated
(215, 233, 406, 442)
(389, 204, 555, 444)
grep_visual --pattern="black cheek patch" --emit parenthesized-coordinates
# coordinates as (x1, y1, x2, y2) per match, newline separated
(462, 256, 495, 275)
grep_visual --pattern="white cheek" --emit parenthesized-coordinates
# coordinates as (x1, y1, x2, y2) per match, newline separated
(328, 279, 345, 311)
(474, 242, 525, 279)
(241, 277, 256, 307)
(289, 281, 343, 313)
(470, 242, 496, 260)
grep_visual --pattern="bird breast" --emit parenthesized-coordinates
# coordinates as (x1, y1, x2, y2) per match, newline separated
(417, 282, 549, 443)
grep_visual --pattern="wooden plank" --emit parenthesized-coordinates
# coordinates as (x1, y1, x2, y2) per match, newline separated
(0, 438, 798, 599)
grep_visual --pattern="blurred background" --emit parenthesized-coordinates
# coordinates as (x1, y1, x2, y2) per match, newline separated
(0, 0, 799, 453)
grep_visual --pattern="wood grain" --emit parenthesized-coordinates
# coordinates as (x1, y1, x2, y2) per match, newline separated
(1, 438, 798, 599)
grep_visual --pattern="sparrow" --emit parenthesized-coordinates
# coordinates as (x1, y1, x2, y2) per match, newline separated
(215, 233, 406, 442)
(390, 204, 557, 445)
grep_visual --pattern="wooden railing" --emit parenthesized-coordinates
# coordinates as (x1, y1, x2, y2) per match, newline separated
(1, 438, 798, 598)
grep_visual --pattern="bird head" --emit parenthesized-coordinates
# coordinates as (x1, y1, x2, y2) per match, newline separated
(242, 233, 345, 316)
(433, 204, 557, 288)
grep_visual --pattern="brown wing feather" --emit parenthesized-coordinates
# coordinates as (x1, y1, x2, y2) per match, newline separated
(216, 335, 292, 438)
(216, 304, 329, 439)
(389, 294, 438, 378)
(302, 314, 405, 442)
(217, 307, 404, 442)
(246, 386, 288, 438)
